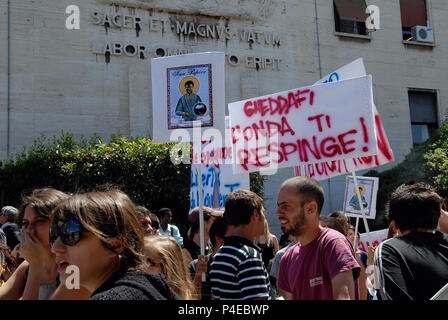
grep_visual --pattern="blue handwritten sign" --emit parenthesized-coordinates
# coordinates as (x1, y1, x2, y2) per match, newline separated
(190, 163, 249, 210)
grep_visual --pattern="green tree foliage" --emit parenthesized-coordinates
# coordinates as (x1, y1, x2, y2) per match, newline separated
(0, 133, 264, 237)
(424, 121, 448, 201)
(364, 121, 448, 231)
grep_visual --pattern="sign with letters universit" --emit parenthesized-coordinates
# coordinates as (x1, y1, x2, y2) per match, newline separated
(228, 75, 378, 173)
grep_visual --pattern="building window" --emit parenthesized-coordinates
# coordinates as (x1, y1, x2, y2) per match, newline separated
(334, 0, 368, 35)
(408, 90, 438, 145)
(400, 0, 430, 41)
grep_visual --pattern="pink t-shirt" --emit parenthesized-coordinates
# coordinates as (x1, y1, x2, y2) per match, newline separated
(277, 227, 360, 300)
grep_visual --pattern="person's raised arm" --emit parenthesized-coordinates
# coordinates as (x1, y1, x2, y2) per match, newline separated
(20, 232, 48, 300)
(192, 256, 208, 300)
(331, 270, 356, 300)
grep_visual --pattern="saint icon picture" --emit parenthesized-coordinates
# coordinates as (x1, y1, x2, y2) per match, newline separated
(167, 64, 213, 129)
(175, 76, 204, 121)
(349, 184, 368, 210)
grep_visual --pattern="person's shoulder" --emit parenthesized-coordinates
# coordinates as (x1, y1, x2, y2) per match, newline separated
(91, 271, 180, 300)
(439, 231, 448, 242)
(320, 228, 355, 254)
(280, 242, 299, 260)
(219, 236, 253, 259)
(320, 227, 350, 244)
(3, 223, 19, 232)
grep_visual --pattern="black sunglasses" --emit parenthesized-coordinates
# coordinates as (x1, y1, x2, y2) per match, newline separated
(50, 220, 87, 247)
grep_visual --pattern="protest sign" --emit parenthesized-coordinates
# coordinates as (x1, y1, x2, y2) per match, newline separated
(343, 176, 379, 219)
(151, 52, 225, 142)
(228, 75, 378, 173)
(358, 228, 388, 252)
(190, 164, 250, 210)
(190, 117, 250, 210)
(294, 58, 394, 180)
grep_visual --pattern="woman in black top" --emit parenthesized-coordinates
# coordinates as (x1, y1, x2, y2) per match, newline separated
(50, 189, 180, 300)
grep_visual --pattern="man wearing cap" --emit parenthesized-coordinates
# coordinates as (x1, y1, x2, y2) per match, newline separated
(182, 206, 223, 267)
(209, 190, 270, 300)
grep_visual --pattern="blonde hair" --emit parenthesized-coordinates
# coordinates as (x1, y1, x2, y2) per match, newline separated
(263, 219, 275, 246)
(144, 235, 195, 300)
(256, 218, 274, 246)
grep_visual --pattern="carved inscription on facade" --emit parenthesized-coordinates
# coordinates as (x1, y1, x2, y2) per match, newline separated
(91, 10, 281, 46)
(91, 5, 282, 70)
(95, 0, 275, 21)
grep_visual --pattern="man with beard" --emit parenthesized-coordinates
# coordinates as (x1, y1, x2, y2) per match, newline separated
(276, 176, 360, 300)
(175, 80, 202, 121)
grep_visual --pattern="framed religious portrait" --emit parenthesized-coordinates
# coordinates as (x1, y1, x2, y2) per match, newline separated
(343, 176, 379, 219)
(167, 64, 213, 129)
(151, 52, 225, 143)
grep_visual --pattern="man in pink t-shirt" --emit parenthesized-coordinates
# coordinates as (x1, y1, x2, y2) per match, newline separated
(276, 176, 360, 300)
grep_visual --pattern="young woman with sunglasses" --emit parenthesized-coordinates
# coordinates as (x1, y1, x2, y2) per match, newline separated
(144, 235, 195, 299)
(50, 190, 180, 300)
(0, 188, 89, 300)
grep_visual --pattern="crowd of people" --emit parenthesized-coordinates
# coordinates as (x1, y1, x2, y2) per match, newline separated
(0, 177, 447, 300)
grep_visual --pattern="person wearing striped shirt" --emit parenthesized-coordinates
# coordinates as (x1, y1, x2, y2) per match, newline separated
(209, 190, 270, 300)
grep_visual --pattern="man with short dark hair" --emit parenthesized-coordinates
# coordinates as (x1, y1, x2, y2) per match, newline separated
(209, 190, 270, 300)
(135, 205, 159, 235)
(0, 206, 20, 250)
(157, 208, 183, 246)
(374, 182, 448, 300)
(276, 177, 360, 300)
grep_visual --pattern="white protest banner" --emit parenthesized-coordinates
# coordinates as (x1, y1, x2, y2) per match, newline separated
(190, 117, 250, 210)
(228, 75, 378, 173)
(343, 176, 379, 219)
(151, 52, 225, 142)
(294, 58, 394, 180)
(319, 58, 367, 84)
(358, 228, 388, 252)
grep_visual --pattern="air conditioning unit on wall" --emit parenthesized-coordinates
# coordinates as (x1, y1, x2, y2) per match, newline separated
(411, 26, 434, 43)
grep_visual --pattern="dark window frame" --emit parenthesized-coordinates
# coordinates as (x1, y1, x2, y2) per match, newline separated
(408, 89, 439, 145)
(333, 0, 369, 36)
(400, 0, 430, 41)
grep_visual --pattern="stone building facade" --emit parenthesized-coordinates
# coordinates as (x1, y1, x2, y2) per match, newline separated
(1, 0, 447, 235)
